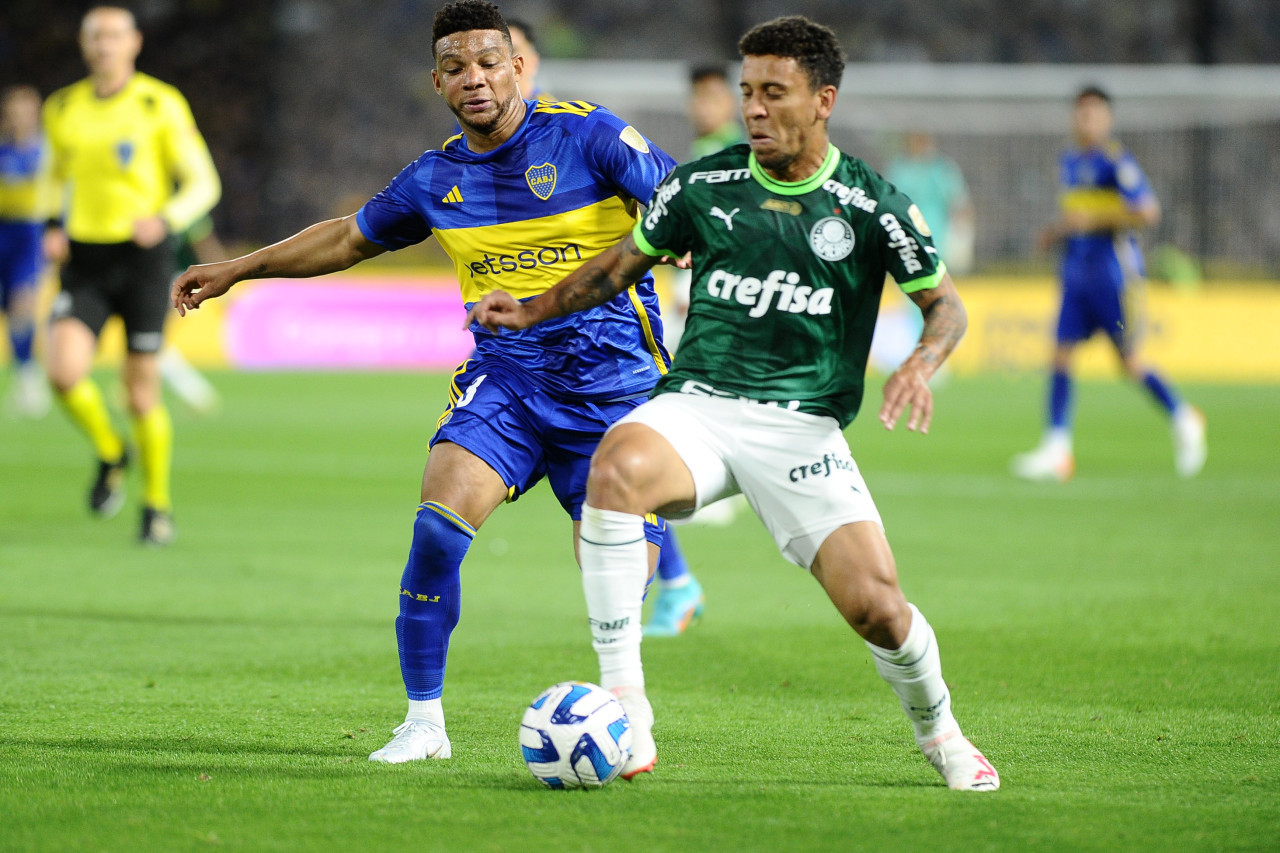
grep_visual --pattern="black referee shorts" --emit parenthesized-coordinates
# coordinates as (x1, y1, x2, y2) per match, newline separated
(52, 237, 176, 353)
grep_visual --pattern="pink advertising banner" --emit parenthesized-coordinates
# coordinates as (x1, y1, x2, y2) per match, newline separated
(224, 279, 474, 370)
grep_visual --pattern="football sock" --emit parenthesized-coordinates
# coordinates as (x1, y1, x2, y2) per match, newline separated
(579, 504, 648, 692)
(1048, 369, 1072, 430)
(397, 502, 470, 701)
(59, 378, 124, 463)
(9, 320, 34, 365)
(406, 697, 445, 728)
(656, 530, 690, 585)
(133, 404, 173, 511)
(866, 603, 958, 745)
(1142, 371, 1180, 415)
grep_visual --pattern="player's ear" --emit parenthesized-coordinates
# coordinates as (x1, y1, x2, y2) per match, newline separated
(431, 68, 442, 95)
(814, 85, 837, 121)
(511, 53, 525, 81)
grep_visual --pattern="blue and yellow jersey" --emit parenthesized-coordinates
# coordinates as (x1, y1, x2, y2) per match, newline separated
(0, 135, 54, 224)
(43, 73, 221, 244)
(1059, 141, 1153, 273)
(358, 99, 678, 402)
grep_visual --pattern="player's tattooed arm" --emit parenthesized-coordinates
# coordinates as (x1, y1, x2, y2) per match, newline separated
(908, 274, 968, 374)
(880, 273, 967, 433)
(468, 234, 659, 332)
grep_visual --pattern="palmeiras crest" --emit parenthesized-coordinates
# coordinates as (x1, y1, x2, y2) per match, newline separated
(525, 162, 557, 200)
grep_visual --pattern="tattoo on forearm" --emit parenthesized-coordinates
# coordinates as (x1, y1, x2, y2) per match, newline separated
(916, 292, 967, 366)
(553, 265, 622, 316)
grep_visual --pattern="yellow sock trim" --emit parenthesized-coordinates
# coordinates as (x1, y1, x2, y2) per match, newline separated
(59, 379, 124, 462)
(134, 404, 173, 512)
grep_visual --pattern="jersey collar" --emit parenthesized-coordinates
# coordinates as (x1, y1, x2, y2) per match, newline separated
(748, 143, 839, 195)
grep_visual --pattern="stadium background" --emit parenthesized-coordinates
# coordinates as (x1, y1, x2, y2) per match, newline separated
(2, 0, 1279, 380)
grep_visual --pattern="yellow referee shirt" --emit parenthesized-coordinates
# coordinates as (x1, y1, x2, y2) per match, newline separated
(43, 72, 220, 244)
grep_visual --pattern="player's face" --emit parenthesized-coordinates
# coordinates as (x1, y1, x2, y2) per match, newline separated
(739, 55, 835, 176)
(79, 8, 142, 78)
(1, 92, 40, 139)
(1072, 95, 1113, 147)
(689, 76, 737, 137)
(433, 29, 525, 135)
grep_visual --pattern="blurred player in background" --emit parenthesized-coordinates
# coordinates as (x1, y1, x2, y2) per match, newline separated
(173, 0, 677, 765)
(870, 131, 974, 374)
(0, 85, 53, 417)
(470, 14, 1000, 790)
(43, 6, 221, 544)
(505, 19, 551, 102)
(1012, 85, 1206, 481)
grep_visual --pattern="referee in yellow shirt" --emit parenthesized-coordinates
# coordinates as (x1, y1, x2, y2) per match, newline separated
(43, 6, 220, 545)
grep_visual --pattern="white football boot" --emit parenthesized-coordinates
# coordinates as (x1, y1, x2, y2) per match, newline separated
(368, 719, 452, 763)
(1172, 406, 1207, 477)
(920, 729, 1000, 791)
(8, 362, 51, 418)
(613, 690, 657, 779)
(1011, 439, 1074, 482)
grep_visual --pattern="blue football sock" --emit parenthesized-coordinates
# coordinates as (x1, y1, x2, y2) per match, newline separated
(1049, 369, 1072, 430)
(1142, 371, 1180, 415)
(396, 502, 473, 701)
(656, 529, 690, 584)
(9, 322, 34, 365)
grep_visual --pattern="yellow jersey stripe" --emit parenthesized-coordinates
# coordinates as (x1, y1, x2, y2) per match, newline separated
(625, 285, 667, 375)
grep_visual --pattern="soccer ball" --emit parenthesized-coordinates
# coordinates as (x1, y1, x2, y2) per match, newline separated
(520, 681, 632, 789)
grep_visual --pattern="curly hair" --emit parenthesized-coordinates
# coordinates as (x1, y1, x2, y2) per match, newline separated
(737, 16, 845, 91)
(431, 0, 511, 59)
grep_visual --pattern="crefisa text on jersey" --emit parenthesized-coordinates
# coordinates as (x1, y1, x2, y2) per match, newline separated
(706, 268, 833, 317)
(878, 213, 923, 274)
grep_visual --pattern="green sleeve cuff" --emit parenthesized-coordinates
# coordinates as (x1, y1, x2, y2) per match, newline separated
(899, 261, 947, 294)
(631, 222, 678, 258)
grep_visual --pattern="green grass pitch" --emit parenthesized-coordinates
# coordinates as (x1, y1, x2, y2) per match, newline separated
(1, 372, 1277, 851)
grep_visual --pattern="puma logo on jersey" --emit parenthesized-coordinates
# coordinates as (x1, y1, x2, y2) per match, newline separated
(709, 206, 740, 230)
(706, 269, 833, 317)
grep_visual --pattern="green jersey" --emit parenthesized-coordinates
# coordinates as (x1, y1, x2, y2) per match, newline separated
(633, 143, 945, 428)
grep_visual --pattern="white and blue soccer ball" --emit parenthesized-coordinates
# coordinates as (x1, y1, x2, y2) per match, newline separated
(520, 681, 632, 789)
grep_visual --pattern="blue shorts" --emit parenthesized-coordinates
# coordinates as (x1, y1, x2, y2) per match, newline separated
(1056, 251, 1131, 350)
(429, 356, 665, 546)
(0, 221, 44, 309)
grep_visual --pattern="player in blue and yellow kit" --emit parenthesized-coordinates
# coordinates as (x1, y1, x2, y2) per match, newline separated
(0, 85, 53, 417)
(172, 0, 677, 764)
(1013, 85, 1206, 481)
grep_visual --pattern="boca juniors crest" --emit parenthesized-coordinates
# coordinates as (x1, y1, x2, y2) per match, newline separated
(525, 162, 557, 200)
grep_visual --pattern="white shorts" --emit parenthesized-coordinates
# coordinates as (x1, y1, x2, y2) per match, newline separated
(614, 392, 883, 569)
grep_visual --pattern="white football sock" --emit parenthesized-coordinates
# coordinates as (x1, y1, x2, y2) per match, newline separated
(1046, 427, 1072, 454)
(866, 603, 958, 744)
(406, 697, 444, 727)
(662, 573, 692, 591)
(579, 504, 648, 692)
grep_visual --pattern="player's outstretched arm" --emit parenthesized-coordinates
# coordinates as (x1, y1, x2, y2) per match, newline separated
(171, 215, 384, 316)
(880, 273, 967, 434)
(467, 233, 659, 332)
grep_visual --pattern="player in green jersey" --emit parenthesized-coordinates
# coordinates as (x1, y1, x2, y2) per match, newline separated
(469, 15, 999, 790)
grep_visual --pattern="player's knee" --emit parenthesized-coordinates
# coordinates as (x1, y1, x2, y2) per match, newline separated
(585, 446, 651, 507)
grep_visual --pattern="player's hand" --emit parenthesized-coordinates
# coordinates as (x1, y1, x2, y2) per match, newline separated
(465, 291, 531, 332)
(133, 216, 169, 249)
(880, 364, 933, 434)
(42, 227, 69, 264)
(171, 262, 237, 317)
(658, 251, 692, 270)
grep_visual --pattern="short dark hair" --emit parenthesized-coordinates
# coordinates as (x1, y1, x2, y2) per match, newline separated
(690, 64, 730, 86)
(738, 16, 845, 91)
(1076, 84, 1112, 105)
(506, 17, 538, 51)
(431, 0, 511, 59)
